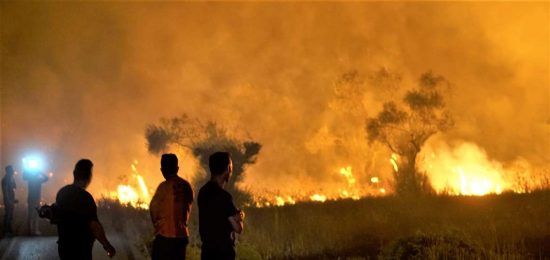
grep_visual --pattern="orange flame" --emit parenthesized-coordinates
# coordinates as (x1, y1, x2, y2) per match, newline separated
(419, 141, 519, 196)
(390, 153, 399, 172)
(104, 160, 150, 209)
(310, 194, 327, 202)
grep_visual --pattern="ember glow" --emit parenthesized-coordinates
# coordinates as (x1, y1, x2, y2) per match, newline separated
(370, 177, 379, 184)
(310, 194, 327, 203)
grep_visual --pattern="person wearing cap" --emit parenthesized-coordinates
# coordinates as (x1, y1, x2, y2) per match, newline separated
(150, 153, 194, 260)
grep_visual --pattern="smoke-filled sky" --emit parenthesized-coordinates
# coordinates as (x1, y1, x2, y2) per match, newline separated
(1, 2, 548, 201)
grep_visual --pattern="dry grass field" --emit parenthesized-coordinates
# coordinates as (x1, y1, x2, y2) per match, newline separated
(2, 190, 550, 259)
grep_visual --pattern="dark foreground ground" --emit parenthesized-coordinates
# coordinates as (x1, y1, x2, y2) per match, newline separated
(244, 191, 550, 259)
(0, 234, 140, 260)
(2, 191, 550, 259)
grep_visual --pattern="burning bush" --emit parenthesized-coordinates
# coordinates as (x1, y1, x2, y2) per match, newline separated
(366, 71, 453, 195)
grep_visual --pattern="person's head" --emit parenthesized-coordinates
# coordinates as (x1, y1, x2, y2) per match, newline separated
(160, 153, 179, 179)
(73, 159, 93, 188)
(208, 152, 232, 184)
(5, 165, 14, 176)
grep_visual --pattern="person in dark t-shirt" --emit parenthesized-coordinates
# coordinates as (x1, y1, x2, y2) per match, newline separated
(53, 159, 116, 260)
(198, 152, 245, 260)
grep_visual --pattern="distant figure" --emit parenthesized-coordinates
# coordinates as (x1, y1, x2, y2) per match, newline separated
(22, 164, 48, 235)
(52, 159, 116, 259)
(198, 152, 245, 260)
(150, 154, 194, 260)
(2, 165, 17, 236)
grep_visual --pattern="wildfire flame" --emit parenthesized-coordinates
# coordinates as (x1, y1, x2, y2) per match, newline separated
(256, 166, 368, 207)
(310, 194, 327, 202)
(249, 141, 542, 205)
(457, 167, 504, 196)
(105, 161, 150, 209)
(274, 196, 296, 206)
(105, 140, 540, 210)
(390, 153, 399, 172)
(339, 166, 356, 185)
(419, 141, 520, 196)
(338, 166, 361, 200)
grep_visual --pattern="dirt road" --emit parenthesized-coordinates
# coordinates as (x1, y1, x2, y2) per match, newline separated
(0, 233, 143, 260)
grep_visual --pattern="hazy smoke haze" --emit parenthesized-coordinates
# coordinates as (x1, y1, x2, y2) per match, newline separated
(1, 2, 548, 200)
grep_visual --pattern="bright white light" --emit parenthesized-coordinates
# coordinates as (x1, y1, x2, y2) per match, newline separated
(28, 160, 39, 169)
(22, 156, 44, 172)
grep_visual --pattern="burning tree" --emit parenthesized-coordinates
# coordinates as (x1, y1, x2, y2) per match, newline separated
(366, 71, 453, 195)
(145, 114, 261, 205)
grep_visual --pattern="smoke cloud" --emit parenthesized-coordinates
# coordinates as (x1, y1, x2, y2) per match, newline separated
(1, 2, 548, 200)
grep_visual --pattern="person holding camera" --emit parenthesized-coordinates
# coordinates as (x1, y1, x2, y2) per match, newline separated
(47, 159, 116, 260)
(22, 163, 48, 236)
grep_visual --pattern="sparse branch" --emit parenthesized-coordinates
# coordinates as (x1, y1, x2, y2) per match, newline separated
(383, 124, 411, 135)
(409, 139, 421, 153)
(385, 140, 399, 155)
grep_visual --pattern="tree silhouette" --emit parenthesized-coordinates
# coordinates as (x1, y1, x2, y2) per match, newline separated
(366, 71, 453, 195)
(145, 114, 261, 206)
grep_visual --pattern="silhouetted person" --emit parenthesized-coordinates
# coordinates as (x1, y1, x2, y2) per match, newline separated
(150, 154, 194, 260)
(2, 165, 17, 236)
(52, 159, 116, 259)
(22, 164, 48, 235)
(198, 152, 245, 260)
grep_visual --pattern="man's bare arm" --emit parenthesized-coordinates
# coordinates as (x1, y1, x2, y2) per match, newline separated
(228, 210, 245, 234)
(89, 220, 116, 257)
